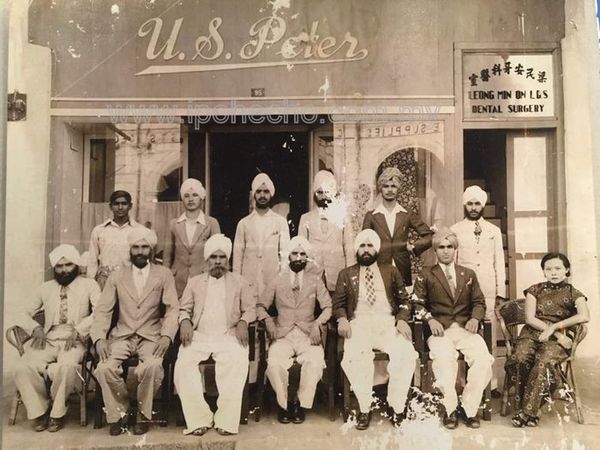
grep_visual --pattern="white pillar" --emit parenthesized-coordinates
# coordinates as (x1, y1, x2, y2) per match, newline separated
(562, 0, 600, 357)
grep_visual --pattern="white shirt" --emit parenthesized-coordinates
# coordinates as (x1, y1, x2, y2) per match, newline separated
(197, 275, 228, 336)
(88, 218, 144, 278)
(133, 264, 150, 297)
(355, 264, 392, 316)
(176, 211, 206, 245)
(373, 202, 407, 237)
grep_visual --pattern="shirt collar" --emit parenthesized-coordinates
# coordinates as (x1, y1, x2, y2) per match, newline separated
(373, 202, 407, 215)
(438, 261, 455, 272)
(176, 210, 206, 225)
(134, 263, 151, 277)
(103, 217, 136, 228)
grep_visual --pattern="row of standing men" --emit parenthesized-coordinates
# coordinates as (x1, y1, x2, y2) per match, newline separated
(14, 168, 506, 435)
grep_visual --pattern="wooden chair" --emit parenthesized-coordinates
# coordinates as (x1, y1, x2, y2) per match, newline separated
(496, 299, 586, 424)
(174, 321, 261, 427)
(91, 306, 175, 429)
(255, 320, 337, 421)
(414, 319, 493, 421)
(6, 311, 93, 426)
(337, 321, 420, 421)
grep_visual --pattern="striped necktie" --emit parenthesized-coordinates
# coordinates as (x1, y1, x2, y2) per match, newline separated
(444, 265, 456, 298)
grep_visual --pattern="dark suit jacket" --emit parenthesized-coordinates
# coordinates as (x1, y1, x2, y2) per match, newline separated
(162, 215, 221, 296)
(332, 263, 411, 323)
(362, 208, 432, 285)
(412, 264, 486, 329)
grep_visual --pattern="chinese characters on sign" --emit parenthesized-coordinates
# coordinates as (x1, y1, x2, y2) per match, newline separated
(463, 53, 554, 119)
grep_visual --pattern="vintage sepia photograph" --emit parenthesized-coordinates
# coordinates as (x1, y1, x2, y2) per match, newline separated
(1, 0, 599, 449)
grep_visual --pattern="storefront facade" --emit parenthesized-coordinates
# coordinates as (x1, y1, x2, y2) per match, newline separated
(5, 0, 600, 375)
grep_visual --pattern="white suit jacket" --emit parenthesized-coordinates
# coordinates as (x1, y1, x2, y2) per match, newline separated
(451, 218, 506, 299)
(21, 276, 101, 337)
(233, 209, 290, 296)
(298, 209, 355, 291)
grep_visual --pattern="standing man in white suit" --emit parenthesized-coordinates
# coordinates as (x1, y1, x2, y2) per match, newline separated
(233, 173, 290, 297)
(451, 185, 506, 396)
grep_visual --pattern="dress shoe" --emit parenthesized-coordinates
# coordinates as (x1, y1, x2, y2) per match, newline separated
(33, 413, 48, 432)
(291, 403, 306, 424)
(216, 428, 235, 436)
(491, 389, 502, 399)
(109, 418, 127, 436)
(277, 406, 291, 424)
(48, 417, 64, 432)
(133, 421, 150, 435)
(355, 411, 371, 431)
(442, 410, 459, 430)
(457, 406, 480, 429)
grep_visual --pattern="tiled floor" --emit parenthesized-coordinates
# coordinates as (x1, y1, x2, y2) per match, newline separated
(3, 358, 600, 449)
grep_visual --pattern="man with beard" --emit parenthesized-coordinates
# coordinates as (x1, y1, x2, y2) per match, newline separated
(450, 185, 505, 397)
(174, 234, 256, 436)
(412, 228, 492, 429)
(258, 236, 332, 424)
(362, 167, 433, 287)
(91, 227, 178, 436)
(298, 170, 354, 292)
(333, 229, 417, 430)
(233, 173, 290, 297)
(14, 245, 100, 432)
(163, 178, 221, 296)
(88, 190, 144, 288)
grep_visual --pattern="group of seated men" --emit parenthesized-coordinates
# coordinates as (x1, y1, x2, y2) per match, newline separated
(14, 168, 499, 436)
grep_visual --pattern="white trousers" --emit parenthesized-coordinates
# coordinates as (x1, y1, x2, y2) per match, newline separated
(428, 323, 494, 418)
(174, 332, 248, 434)
(341, 315, 417, 413)
(14, 333, 85, 420)
(484, 296, 499, 390)
(266, 327, 325, 410)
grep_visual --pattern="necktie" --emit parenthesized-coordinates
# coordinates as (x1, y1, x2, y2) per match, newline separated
(474, 220, 482, 244)
(135, 269, 145, 297)
(444, 265, 456, 298)
(365, 266, 376, 306)
(292, 272, 300, 300)
(59, 285, 68, 324)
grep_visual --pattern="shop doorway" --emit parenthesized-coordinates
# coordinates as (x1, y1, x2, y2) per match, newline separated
(464, 128, 560, 300)
(190, 130, 310, 241)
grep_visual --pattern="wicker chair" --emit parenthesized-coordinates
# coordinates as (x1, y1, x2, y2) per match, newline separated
(6, 311, 93, 426)
(496, 298, 586, 424)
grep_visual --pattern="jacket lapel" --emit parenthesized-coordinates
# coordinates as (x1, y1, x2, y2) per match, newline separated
(348, 265, 360, 300)
(373, 212, 392, 239)
(193, 275, 209, 328)
(392, 211, 405, 239)
(309, 211, 324, 240)
(454, 267, 467, 302)
(432, 265, 455, 301)
(122, 267, 139, 301)
(175, 220, 190, 248)
(139, 264, 161, 303)
(189, 220, 208, 248)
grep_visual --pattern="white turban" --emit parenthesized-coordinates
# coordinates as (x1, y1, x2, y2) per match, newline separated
(286, 235, 313, 257)
(313, 170, 337, 194)
(127, 227, 158, 247)
(204, 234, 232, 259)
(462, 185, 487, 205)
(180, 178, 206, 200)
(353, 229, 381, 253)
(49, 244, 81, 267)
(251, 173, 275, 196)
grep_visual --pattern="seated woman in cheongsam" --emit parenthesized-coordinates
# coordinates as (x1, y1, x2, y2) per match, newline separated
(510, 252, 590, 427)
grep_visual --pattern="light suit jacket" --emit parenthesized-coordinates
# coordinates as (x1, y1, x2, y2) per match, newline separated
(298, 209, 355, 291)
(257, 267, 332, 339)
(451, 218, 506, 299)
(362, 208, 432, 286)
(412, 265, 486, 329)
(21, 276, 101, 337)
(90, 264, 179, 343)
(233, 209, 290, 295)
(178, 271, 257, 331)
(162, 214, 221, 296)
